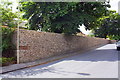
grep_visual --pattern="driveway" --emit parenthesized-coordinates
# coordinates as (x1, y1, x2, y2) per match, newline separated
(1, 44, 118, 78)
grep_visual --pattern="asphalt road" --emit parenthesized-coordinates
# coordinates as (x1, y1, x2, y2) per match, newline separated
(0, 44, 119, 78)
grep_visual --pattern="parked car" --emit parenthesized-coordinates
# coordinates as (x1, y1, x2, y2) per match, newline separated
(116, 41, 120, 50)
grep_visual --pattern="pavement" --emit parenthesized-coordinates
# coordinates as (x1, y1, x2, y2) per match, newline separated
(0, 44, 118, 78)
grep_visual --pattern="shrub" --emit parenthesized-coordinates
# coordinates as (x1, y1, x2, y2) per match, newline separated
(0, 57, 16, 66)
(2, 27, 15, 52)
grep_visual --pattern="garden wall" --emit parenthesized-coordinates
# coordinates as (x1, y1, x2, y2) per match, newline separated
(13, 29, 111, 63)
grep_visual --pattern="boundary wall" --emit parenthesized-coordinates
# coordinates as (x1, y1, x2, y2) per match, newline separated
(12, 29, 112, 63)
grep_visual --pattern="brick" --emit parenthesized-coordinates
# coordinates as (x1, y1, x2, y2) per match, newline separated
(19, 46, 30, 50)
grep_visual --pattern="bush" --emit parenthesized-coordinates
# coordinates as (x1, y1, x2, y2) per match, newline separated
(108, 35, 120, 40)
(0, 57, 16, 66)
(0, 57, 15, 63)
(2, 27, 15, 52)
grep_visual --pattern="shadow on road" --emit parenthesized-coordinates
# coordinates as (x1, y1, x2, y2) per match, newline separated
(65, 49, 118, 62)
(2, 45, 118, 78)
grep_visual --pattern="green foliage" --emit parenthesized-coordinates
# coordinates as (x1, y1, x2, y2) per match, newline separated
(94, 12, 120, 40)
(0, 2, 17, 52)
(0, 2, 18, 27)
(2, 27, 15, 52)
(20, 2, 110, 34)
(108, 35, 120, 40)
(88, 34, 95, 37)
(0, 57, 16, 65)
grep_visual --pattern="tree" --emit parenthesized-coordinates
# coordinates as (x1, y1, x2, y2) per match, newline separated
(0, 2, 18, 53)
(20, 2, 110, 34)
(94, 11, 120, 40)
(0, 2, 18, 27)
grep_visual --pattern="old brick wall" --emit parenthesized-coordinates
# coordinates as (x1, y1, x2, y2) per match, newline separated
(13, 29, 110, 63)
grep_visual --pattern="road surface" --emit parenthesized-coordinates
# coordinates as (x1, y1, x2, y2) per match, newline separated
(0, 44, 118, 78)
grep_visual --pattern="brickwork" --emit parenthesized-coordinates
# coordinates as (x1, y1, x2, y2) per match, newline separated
(13, 29, 110, 63)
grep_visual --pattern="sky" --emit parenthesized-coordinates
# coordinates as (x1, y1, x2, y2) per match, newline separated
(108, 0, 120, 13)
(80, 0, 120, 35)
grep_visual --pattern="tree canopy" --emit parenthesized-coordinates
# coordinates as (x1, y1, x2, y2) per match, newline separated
(93, 10, 120, 40)
(20, 2, 110, 34)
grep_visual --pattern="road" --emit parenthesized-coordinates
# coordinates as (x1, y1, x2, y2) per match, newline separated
(1, 44, 118, 78)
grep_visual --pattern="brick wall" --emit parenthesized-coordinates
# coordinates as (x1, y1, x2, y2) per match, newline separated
(13, 29, 110, 63)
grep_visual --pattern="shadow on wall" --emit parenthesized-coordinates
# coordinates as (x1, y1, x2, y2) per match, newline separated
(63, 34, 74, 42)
(63, 34, 86, 42)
